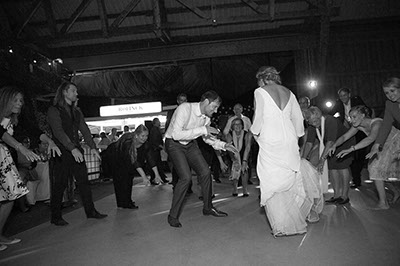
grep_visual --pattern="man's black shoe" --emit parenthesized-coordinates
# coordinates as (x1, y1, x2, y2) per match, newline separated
(168, 215, 182, 228)
(214, 178, 221, 183)
(87, 211, 108, 219)
(150, 181, 160, 185)
(203, 207, 228, 217)
(51, 218, 69, 226)
(350, 184, 360, 189)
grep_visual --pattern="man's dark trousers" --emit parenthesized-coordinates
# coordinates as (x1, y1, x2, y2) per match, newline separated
(166, 139, 212, 219)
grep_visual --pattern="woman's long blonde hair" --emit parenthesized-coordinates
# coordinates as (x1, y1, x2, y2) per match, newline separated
(0, 86, 24, 126)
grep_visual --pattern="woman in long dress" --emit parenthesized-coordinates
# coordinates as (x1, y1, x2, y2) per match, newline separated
(251, 66, 313, 237)
(327, 105, 400, 209)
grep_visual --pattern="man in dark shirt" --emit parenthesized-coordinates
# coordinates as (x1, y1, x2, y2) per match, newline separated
(149, 118, 168, 184)
(329, 87, 368, 188)
(47, 81, 107, 226)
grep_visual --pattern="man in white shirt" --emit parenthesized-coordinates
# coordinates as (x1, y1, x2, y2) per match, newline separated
(223, 103, 252, 136)
(165, 90, 237, 228)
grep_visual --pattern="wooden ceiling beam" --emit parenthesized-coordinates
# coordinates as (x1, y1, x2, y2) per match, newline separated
(109, 0, 141, 31)
(241, 0, 268, 14)
(175, 0, 210, 20)
(42, 0, 57, 37)
(28, 0, 303, 27)
(35, 8, 339, 44)
(63, 34, 317, 72)
(96, 0, 109, 37)
(16, 0, 43, 37)
(60, 0, 94, 35)
(153, 0, 171, 44)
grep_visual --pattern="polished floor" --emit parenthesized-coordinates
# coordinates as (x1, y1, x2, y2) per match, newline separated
(1, 173, 400, 266)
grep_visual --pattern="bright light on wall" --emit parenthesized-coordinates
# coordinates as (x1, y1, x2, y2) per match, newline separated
(325, 101, 333, 108)
(308, 80, 317, 89)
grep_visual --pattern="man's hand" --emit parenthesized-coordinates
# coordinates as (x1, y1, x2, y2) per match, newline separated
(91, 148, 101, 161)
(71, 148, 84, 163)
(47, 140, 62, 157)
(206, 125, 220, 136)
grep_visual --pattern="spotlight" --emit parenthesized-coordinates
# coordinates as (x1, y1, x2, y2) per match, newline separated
(325, 101, 333, 108)
(54, 58, 63, 64)
(33, 59, 37, 64)
(8, 48, 13, 53)
(48, 62, 52, 66)
(308, 80, 317, 89)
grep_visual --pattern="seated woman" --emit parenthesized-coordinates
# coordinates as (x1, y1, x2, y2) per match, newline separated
(226, 118, 252, 197)
(104, 125, 163, 209)
(327, 105, 400, 209)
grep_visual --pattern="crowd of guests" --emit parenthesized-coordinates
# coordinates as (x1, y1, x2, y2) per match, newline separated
(1, 71, 400, 250)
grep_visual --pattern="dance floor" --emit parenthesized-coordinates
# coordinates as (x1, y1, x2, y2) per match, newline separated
(1, 174, 400, 266)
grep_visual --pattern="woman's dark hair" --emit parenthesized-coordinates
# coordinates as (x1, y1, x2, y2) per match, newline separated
(231, 117, 244, 130)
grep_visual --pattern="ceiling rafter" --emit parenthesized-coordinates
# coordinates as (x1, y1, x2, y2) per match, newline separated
(60, 0, 94, 35)
(34, 7, 339, 45)
(28, 0, 300, 28)
(109, 0, 141, 31)
(153, 0, 171, 44)
(96, 0, 109, 37)
(16, 0, 43, 37)
(42, 0, 57, 37)
(175, 0, 210, 20)
(269, 0, 276, 21)
(241, 0, 268, 14)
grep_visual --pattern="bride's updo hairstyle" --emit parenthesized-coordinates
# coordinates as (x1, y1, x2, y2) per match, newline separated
(256, 66, 281, 85)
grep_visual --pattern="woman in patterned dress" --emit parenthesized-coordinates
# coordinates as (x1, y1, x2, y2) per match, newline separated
(0, 86, 59, 251)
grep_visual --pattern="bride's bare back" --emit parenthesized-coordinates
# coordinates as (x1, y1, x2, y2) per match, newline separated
(261, 84, 291, 111)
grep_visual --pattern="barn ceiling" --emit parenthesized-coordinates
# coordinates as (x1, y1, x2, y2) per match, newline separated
(1, 0, 399, 107)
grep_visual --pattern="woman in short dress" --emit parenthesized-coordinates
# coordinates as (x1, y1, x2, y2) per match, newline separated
(303, 106, 356, 205)
(0, 86, 59, 251)
(328, 105, 400, 209)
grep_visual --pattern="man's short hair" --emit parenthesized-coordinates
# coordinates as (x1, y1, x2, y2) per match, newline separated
(337, 87, 351, 95)
(200, 90, 221, 104)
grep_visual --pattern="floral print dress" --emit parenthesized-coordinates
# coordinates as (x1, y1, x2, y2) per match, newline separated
(0, 118, 29, 201)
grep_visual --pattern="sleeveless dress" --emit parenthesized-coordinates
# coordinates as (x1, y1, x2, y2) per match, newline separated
(0, 118, 29, 201)
(251, 88, 313, 236)
(365, 118, 400, 181)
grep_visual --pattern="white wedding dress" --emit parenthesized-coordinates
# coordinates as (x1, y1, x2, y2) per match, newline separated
(251, 88, 314, 236)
